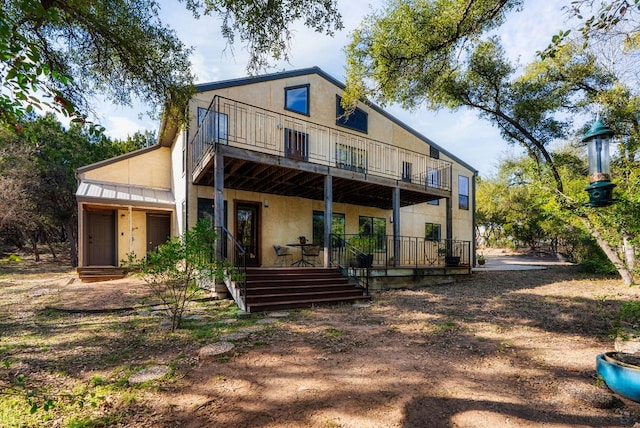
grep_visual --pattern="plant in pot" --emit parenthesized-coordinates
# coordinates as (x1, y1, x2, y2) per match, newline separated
(477, 253, 486, 266)
(298, 236, 307, 245)
(349, 235, 376, 268)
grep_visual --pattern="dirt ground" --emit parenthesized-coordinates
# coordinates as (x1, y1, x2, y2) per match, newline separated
(3, 253, 640, 427)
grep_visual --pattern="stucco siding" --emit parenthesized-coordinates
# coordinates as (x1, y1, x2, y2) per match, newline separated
(81, 147, 171, 189)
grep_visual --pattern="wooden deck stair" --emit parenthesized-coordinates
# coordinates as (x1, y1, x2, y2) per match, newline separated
(77, 267, 127, 282)
(244, 267, 370, 312)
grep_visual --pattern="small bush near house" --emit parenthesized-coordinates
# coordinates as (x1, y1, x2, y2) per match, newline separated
(124, 219, 225, 331)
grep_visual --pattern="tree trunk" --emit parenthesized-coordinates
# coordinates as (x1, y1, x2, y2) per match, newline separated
(29, 233, 40, 262)
(581, 217, 634, 285)
(64, 222, 78, 267)
(623, 234, 636, 272)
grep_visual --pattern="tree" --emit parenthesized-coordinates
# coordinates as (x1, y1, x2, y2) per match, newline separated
(344, 1, 640, 284)
(0, 114, 142, 265)
(1, 0, 342, 131)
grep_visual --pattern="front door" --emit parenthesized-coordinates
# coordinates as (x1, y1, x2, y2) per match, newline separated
(235, 203, 260, 267)
(147, 214, 171, 253)
(86, 210, 116, 266)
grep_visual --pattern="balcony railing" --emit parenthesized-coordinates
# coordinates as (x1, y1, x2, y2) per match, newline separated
(330, 234, 471, 269)
(192, 96, 452, 192)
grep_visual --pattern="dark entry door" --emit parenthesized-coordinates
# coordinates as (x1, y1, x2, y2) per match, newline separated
(86, 211, 116, 266)
(147, 214, 171, 253)
(235, 203, 260, 267)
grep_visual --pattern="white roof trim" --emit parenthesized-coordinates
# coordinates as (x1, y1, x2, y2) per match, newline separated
(76, 180, 175, 208)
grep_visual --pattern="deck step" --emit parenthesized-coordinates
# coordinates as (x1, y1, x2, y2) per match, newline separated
(77, 267, 126, 282)
(244, 267, 369, 312)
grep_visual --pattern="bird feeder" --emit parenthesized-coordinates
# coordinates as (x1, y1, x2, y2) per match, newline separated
(583, 119, 616, 207)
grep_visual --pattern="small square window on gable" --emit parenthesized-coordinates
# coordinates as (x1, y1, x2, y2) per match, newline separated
(336, 95, 368, 134)
(285, 84, 310, 115)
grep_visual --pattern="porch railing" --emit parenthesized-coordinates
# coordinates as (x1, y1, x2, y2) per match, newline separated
(329, 235, 369, 295)
(192, 96, 452, 192)
(330, 234, 471, 270)
(215, 226, 247, 311)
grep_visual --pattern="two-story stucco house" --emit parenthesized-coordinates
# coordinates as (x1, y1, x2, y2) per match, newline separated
(76, 67, 477, 308)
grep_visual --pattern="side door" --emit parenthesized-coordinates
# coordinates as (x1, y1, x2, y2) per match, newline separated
(86, 210, 116, 266)
(147, 213, 171, 253)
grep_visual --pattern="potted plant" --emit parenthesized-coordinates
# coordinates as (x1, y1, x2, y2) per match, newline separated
(298, 236, 307, 245)
(477, 253, 486, 266)
(349, 235, 376, 268)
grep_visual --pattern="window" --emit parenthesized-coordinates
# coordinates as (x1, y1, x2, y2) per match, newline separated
(313, 211, 345, 247)
(336, 96, 368, 133)
(198, 107, 228, 143)
(197, 198, 214, 222)
(430, 146, 440, 159)
(402, 162, 412, 182)
(459, 175, 470, 210)
(285, 129, 308, 161)
(336, 142, 366, 173)
(285, 85, 310, 115)
(358, 216, 386, 252)
(425, 223, 441, 241)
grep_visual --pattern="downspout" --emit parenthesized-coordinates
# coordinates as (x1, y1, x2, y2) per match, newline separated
(184, 125, 190, 233)
(472, 170, 478, 267)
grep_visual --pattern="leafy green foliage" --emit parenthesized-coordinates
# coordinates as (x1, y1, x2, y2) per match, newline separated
(125, 219, 227, 331)
(1, 0, 343, 130)
(0, 114, 144, 263)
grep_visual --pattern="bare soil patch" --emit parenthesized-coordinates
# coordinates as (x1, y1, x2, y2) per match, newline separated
(2, 252, 640, 427)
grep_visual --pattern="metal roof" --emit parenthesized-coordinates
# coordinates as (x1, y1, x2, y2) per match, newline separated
(76, 180, 175, 208)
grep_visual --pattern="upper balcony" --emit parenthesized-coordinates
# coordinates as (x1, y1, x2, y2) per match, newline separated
(190, 96, 452, 209)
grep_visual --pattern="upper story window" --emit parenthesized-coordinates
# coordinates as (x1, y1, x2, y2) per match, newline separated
(459, 175, 470, 210)
(285, 84, 310, 115)
(336, 95, 368, 134)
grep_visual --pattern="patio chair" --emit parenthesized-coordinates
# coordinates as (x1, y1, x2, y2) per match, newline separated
(273, 245, 293, 266)
(302, 244, 321, 266)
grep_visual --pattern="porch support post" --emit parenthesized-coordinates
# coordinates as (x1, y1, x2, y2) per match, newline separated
(323, 175, 333, 268)
(214, 152, 225, 260)
(392, 187, 400, 267)
(128, 206, 133, 254)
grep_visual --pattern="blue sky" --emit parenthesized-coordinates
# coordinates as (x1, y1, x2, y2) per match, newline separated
(96, 0, 567, 177)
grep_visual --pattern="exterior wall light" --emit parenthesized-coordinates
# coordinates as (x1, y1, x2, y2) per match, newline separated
(583, 119, 617, 207)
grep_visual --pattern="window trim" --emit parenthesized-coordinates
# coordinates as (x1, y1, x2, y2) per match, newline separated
(284, 84, 310, 116)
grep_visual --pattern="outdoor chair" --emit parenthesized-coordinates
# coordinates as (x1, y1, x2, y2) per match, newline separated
(302, 244, 321, 266)
(273, 245, 293, 266)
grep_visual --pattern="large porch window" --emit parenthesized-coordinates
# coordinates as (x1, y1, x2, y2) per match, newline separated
(425, 222, 441, 241)
(358, 216, 386, 251)
(313, 211, 345, 247)
(335, 143, 367, 173)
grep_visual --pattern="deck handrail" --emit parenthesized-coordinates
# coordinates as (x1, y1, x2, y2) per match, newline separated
(329, 235, 369, 295)
(329, 233, 471, 269)
(192, 96, 452, 192)
(215, 226, 247, 311)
